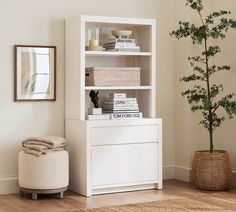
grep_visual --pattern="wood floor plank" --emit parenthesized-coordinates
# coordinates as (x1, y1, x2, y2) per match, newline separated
(0, 180, 235, 212)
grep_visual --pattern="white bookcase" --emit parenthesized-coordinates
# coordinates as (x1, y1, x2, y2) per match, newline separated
(65, 15, 162, 196)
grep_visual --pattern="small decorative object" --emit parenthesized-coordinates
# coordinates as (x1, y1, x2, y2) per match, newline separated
(88, 107, 102, 115)
(85, 27, 101, 45)
(170, 0, 236, 190)
(85, 27, 104, 51)
(89, 90, 99, 108)
(14, 45, 56, 101)
(85, 38, 104, 51)
(88, 90, 109, 120)
(111, 30, 132, 39)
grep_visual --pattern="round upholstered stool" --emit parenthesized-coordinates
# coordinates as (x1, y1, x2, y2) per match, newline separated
(18, 150, 69, 200)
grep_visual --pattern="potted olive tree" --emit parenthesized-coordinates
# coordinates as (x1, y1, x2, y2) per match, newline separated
(170, 0, 236, 190)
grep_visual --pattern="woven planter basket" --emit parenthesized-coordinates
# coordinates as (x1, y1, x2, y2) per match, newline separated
(192, 150, 232, 191)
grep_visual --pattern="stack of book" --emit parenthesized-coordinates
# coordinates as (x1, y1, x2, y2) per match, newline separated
(102, 93, 142, 120)
(103, 38, 140, 52)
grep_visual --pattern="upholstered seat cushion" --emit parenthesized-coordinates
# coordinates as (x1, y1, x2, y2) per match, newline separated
(18, 150, 69, 189)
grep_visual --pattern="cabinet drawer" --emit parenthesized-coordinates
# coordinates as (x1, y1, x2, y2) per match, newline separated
(91, 125, 158, 146)
(91, 143, 158, 186)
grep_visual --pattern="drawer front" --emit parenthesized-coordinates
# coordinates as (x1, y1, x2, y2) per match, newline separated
(91, 143, 158, 186)
(91, 125, 158, 146)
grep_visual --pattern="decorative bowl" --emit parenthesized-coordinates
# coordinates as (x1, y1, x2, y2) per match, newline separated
(111, 30, 132, 38)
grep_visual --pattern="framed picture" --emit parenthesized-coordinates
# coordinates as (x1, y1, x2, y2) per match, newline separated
(14, 45, 56, 101)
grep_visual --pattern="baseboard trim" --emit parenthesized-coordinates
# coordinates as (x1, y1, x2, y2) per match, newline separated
(163, 165, 175, 179)
(175, 165, 191, 182)
(232, 169, 236, 186)
(0, 167, 235, 194)
(1, 167, 175, 194)
(0, 176, 19, 194)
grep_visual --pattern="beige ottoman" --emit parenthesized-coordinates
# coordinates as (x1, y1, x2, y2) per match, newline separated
(18, 150, 69, 200)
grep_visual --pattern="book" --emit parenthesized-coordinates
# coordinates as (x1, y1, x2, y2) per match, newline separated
(103, 103, 139, 110)
(87, 114, 110, 120)
(108, 93, 126, 99)
(103, 109, 140, 113)
(103, 108, 139, 112)
(103, 98, 137, 104)
(103, 105, 138, 110)
(110, 112, 143, 120)
(104, 46, 140, 50)
(104, 43, 136, 48)
(106, 38, 136, 44)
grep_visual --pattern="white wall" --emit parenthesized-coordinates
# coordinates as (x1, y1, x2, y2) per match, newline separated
(0, 0, 176, 193)
(174, 0, 236, 182)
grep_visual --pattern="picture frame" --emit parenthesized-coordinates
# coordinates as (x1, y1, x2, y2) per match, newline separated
(14, 45, 56, 101)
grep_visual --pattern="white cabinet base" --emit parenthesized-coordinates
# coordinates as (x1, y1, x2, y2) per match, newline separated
(66, 118, 162, 197)
(92, 182, 159, 195)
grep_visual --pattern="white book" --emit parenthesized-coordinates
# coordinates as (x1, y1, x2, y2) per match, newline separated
(104, 43, 136, 48)
(108, 93, 126, 99)
(110, 112, 142, 120)
(103, 108, 139, 112)
(105, 46, 140, 50)
(103, 101, 138, 106)
(103, 102, 137, 106)
(103, 107, 139, 111)
(103, 109, 140, 113)
(106, 38, 136, 43)
(104, 98, 137, 103)
(87, 114, 110, 120)
(103, 103, 139, 109)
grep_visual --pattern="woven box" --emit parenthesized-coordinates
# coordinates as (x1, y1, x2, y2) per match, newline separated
(85, 67, 141, 86)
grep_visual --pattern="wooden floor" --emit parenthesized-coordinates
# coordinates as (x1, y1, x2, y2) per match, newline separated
(0, 180, 236, 212)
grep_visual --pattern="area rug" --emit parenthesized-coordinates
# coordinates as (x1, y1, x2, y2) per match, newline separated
(62, 193, 236, 212)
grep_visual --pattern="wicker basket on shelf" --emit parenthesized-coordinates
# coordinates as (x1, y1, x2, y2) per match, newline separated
(192, 150, 232, 191)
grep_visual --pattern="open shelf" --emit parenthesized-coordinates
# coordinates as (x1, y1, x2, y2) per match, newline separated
(85, 86, 152, 90)
(65, 15, 156, 120)
(85, 51, 152, 56)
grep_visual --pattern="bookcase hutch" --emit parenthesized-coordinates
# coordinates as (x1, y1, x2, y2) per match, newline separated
(65, 15, 162, 196)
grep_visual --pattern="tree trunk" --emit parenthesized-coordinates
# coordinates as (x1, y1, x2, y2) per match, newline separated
(209, 129, 213, 152)
(204, 34, 214, 153)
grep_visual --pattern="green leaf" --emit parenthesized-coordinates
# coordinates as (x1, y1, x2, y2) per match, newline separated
(206, 10, 231, 24)
(202, 45, 221, 57)
(209, 18, 236, 39)
(208, 65, 231, 76)
(186, 0, 203, 12)
(182, 86, 207, 104)
(218, 94, 236, 118)
(181, 73, 205, 82)
(210, 84, 224, 98)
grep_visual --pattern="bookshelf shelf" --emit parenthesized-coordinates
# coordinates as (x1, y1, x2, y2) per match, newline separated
(65, 15, 162, 197)
(85, 51, 152, 56)
(85, 86, 152, 90)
